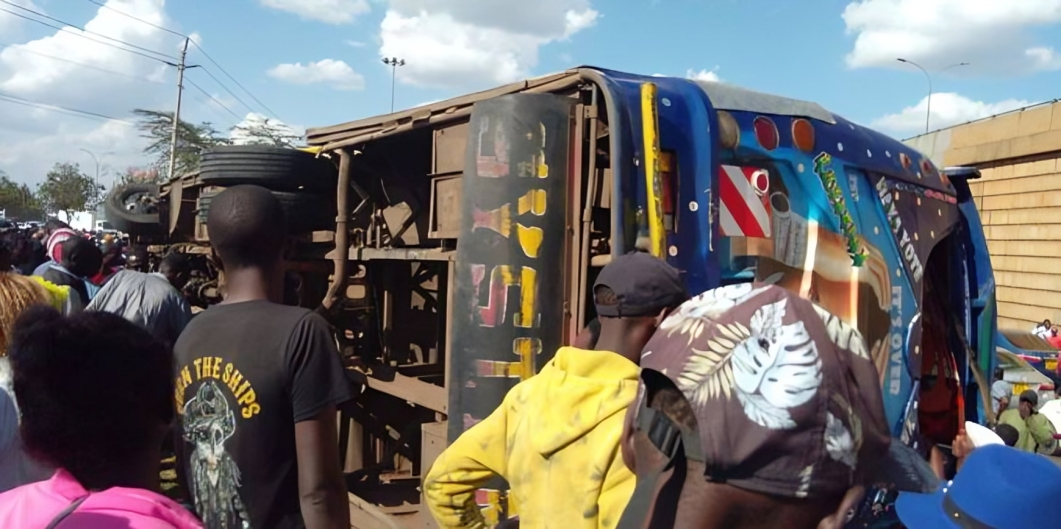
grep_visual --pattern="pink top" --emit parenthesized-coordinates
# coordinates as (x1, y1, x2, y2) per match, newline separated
(0, 469, 202, 528)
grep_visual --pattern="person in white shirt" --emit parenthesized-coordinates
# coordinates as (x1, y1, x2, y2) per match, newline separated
(991, 367, 1013, 419)
(1033, 319, 1053, 339)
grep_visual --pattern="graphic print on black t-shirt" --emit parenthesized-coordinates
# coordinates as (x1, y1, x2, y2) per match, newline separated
(173, 300, 354, 529)
(179, 372, 252, 528)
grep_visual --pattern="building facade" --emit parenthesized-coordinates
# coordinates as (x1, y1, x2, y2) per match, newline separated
(905, 100, 1061, 330)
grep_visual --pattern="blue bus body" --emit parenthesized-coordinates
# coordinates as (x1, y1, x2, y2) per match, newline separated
(584, 67, 998, 433)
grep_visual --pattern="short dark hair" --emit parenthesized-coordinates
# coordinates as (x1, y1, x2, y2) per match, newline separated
(207, 185, 287, 270)
(594, 285, 618, 308)
(9, 306, 174, 487)
(60, 237, 103, 278)
(994, 423, 1019, 447)
(160, 251, 190, 276)
(644, 370, 698, 431)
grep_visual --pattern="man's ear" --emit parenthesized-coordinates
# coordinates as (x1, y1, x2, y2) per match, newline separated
(816, 485, 865, 529)
(654, 307, 670, 327)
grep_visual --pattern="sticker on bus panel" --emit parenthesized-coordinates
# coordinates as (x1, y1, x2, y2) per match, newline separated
(719, 164, 771, 238)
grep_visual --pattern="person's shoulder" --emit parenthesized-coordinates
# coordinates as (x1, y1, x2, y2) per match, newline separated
(73, 488, 203, 529)
(992, 379, 1012, 390)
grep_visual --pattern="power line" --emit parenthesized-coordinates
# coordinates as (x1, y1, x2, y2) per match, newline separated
(195, 66, 257, 116)
(0, 40, 164, 84)
(190, 42, 280, 119)
(0, 6, 169, 64)
(185, 76, 242, 122)
(184, 90, 238, 129)
(82, 0, 280, 120)
(0, 92, 135, 125)
(0, 0, 175, 60)
(84, 0, 183, 38)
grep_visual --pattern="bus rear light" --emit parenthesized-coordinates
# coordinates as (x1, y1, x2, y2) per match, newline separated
(718, 111, 740, 149)
(791, 118, 815, 152)
(920, 159, 935, 176)
(899, 152, 912, 170)
(753, 116, 779, 150)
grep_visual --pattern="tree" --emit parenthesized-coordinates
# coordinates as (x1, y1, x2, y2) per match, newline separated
(230, 113, 304, 148)
(0, 171, 44, 220)
(36, 162, 102, 218)
(115, 166, 162, 186)
(134, 108, 229, 180)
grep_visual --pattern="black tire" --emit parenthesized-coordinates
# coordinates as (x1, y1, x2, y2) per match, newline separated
(199, 146, 337, 192)
(104, 184, 161, 234)
(272, 191, 336, 233)
(199, 190, 336, 234)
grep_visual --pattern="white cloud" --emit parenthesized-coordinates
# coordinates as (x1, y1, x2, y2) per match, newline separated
(871, 92, 1034, 137)
(649, 68, 724, 83)
(266, 59, 365, 90)
(345, 40, 367, 48)
(0, 0, 212, 187)
(259, 0, 370, 24)
(686, 67, 722, 83)
(843, 0, 1061, 75)
(379, 0, 599, 89)
(0, 0, 39, 35)
(1027, 47, 1061, 70)
(230, 112, 305, 146)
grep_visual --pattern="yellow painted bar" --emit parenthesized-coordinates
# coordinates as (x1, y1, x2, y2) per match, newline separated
(640, 83, 666, 258)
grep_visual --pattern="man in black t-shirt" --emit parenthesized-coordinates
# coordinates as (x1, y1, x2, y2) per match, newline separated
(173, 185, 353, 529)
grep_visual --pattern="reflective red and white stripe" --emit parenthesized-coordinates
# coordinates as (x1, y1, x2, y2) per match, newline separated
(719, 164, 771, 237)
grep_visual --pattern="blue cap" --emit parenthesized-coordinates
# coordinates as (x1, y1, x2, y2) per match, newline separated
(896, 444, 1061, 528)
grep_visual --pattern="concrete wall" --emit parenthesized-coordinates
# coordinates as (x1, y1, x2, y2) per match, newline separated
(904, 101, 1061, 331)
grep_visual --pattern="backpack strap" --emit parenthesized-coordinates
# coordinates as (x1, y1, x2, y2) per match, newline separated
(45, 495, 89, 529)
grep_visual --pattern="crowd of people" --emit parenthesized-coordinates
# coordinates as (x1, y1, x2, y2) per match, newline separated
(0, 185, 1059, 529)
(423, 257, 1061, 528)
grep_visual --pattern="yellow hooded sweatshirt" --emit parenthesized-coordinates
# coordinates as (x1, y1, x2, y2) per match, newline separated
(424, 347, 639, 529)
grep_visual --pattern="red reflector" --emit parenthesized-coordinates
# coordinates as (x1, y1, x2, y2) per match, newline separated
(753, 116, 779, 150)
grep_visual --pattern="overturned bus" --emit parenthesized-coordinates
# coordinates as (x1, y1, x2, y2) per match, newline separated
(141, 66, 997, 526)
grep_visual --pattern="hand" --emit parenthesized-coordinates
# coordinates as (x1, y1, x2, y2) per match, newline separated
(495, 516, 520, 529)
(952, 430, 975, 460)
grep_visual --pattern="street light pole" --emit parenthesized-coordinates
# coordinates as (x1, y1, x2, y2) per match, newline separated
(897, 58, 970, 134)
(382, 57, 405, 113)
(79, 148, 100, 200)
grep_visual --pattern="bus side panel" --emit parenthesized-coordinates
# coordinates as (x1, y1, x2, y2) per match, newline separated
(953, 176, 999, 424)
(447, 94, 575, 444)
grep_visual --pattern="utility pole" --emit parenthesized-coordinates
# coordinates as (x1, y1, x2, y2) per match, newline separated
(896, 58, 970, 134)
(166, 38, 200, 180)
(382, 57, 405, 113)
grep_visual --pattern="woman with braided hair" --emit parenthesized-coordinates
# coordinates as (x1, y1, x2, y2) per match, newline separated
(0, 266, 59, 492)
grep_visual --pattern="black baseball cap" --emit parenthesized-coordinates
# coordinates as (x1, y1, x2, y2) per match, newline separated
(593, 252, 687, 318)
(1020, 389, 1039, 409)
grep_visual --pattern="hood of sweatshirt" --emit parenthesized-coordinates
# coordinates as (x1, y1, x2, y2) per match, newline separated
(527, 347, 640, 458)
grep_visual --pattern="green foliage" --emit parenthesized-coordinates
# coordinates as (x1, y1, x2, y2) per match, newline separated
(134, 108, 229, 179)
(36, 162, 102, 215)
(0, 171, 44, 220)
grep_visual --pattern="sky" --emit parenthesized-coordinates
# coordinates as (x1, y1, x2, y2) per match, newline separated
(2, 0, 1061, 187)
